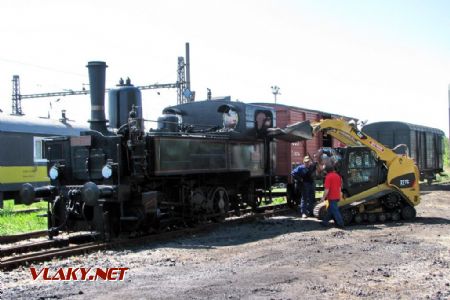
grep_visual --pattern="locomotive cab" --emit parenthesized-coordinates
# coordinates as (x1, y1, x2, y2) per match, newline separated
(164, 99, 277, 139)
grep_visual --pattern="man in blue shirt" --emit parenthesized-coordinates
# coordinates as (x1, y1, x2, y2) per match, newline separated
(291, 156, 317, 218)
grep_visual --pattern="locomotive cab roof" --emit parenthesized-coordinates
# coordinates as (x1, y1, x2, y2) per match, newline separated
(163, 99, 312, 142)
(163, 99, 276, 138)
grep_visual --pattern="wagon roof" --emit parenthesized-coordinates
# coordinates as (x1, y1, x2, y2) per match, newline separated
(363, 121, 445, 136)
(251, 102, 357, 121)
(0, 114, 89, 136)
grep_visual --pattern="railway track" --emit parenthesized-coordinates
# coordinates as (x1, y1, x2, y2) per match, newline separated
(0, 233, 96, 257)
(0, 230, 48, 244)
(0, 204, 291, 270)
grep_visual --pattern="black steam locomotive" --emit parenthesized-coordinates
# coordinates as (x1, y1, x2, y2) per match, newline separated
(21, 61, 311, 238)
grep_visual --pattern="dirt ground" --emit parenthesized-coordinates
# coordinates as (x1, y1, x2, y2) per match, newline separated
(1, 184, 450, 300)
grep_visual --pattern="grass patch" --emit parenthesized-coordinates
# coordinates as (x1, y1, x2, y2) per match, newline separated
(435, 172, 450, 183)
(270, 197, 286, 205)
(0, 200, 47, 236)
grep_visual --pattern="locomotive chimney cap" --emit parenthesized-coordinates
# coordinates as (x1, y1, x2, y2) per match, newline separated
(86, 61, 108, 67)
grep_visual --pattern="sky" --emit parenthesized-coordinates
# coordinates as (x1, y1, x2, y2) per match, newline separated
(0, 0, 449, 135)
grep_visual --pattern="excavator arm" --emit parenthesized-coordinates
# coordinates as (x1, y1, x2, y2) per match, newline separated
(312, 119, 398, 162)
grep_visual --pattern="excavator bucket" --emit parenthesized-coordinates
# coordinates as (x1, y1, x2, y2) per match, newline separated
(266, 120, 313, 142)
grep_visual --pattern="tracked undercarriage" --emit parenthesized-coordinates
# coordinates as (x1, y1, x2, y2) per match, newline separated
(313, 191, 417, 225)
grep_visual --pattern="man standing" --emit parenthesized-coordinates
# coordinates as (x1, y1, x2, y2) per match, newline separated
(291, 156, 317, 218)
(320, 164, 345, 228)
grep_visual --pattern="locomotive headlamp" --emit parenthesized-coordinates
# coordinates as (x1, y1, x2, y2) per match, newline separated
(102, 164, 113, 179)
(49, 165, 59, 180)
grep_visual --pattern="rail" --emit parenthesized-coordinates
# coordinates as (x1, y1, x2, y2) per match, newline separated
(0, 204, 291, 270)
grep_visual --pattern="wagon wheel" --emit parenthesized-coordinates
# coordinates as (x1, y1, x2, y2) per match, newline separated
(243, 185, 259, 211)
(286, 183, 299, 209)
(208, 187, 230, 222)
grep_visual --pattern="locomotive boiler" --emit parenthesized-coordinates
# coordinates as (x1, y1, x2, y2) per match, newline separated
(21, 61, 311, 239)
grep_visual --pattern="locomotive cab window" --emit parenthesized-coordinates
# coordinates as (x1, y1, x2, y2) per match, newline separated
(222, 109, 239, 130)
(33, 136, 47, 163)
(255, 110, 273, 131)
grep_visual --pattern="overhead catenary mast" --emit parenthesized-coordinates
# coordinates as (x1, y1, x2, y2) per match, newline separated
(177, 42, 194, 104)
(10, 43, 194, 115)
(11, 75, 23, 115)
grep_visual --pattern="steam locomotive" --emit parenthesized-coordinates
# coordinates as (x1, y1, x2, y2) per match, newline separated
(21, 61, 311, 239)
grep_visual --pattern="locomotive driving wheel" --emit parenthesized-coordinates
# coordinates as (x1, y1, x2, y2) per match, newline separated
(208, 186, 230, 222)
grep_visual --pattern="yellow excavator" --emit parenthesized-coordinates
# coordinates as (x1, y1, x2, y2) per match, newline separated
(312, 119, 420, 224)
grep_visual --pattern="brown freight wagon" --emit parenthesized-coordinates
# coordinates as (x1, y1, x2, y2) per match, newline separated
(252, 103, 356, 183)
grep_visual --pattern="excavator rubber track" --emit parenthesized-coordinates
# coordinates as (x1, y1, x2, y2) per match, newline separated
(313, 196, 417, 226)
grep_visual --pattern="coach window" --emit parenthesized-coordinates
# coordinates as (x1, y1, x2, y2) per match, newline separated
(33, 136, 47, 163)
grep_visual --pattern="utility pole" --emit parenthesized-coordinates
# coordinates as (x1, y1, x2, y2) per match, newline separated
(271, 85, 281, 104)
(11, 75, 23, 115)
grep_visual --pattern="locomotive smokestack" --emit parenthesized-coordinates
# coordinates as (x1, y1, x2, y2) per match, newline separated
(87, 61, 108, 134)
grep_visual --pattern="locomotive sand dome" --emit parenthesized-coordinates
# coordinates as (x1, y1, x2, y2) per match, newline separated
(108, 77, 142, 130)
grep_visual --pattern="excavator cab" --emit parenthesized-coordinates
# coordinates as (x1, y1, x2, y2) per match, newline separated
(338, 147, 387, 197)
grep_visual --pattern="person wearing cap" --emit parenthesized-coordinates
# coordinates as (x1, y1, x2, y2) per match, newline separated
(291, 155, 317, 218)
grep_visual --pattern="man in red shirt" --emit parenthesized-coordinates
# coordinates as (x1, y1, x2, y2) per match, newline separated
(320, 164, 345, 228)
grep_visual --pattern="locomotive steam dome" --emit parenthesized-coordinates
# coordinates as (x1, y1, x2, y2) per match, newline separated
(108, 78, 142, 129)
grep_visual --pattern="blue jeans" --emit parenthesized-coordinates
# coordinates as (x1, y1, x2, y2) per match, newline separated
(300, 182, 315, 215)
(322, 200, 344, 227)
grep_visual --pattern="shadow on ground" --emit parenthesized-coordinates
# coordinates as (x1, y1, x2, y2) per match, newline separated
(421, 182, 450, 191)
(124, 211, 450, 251)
